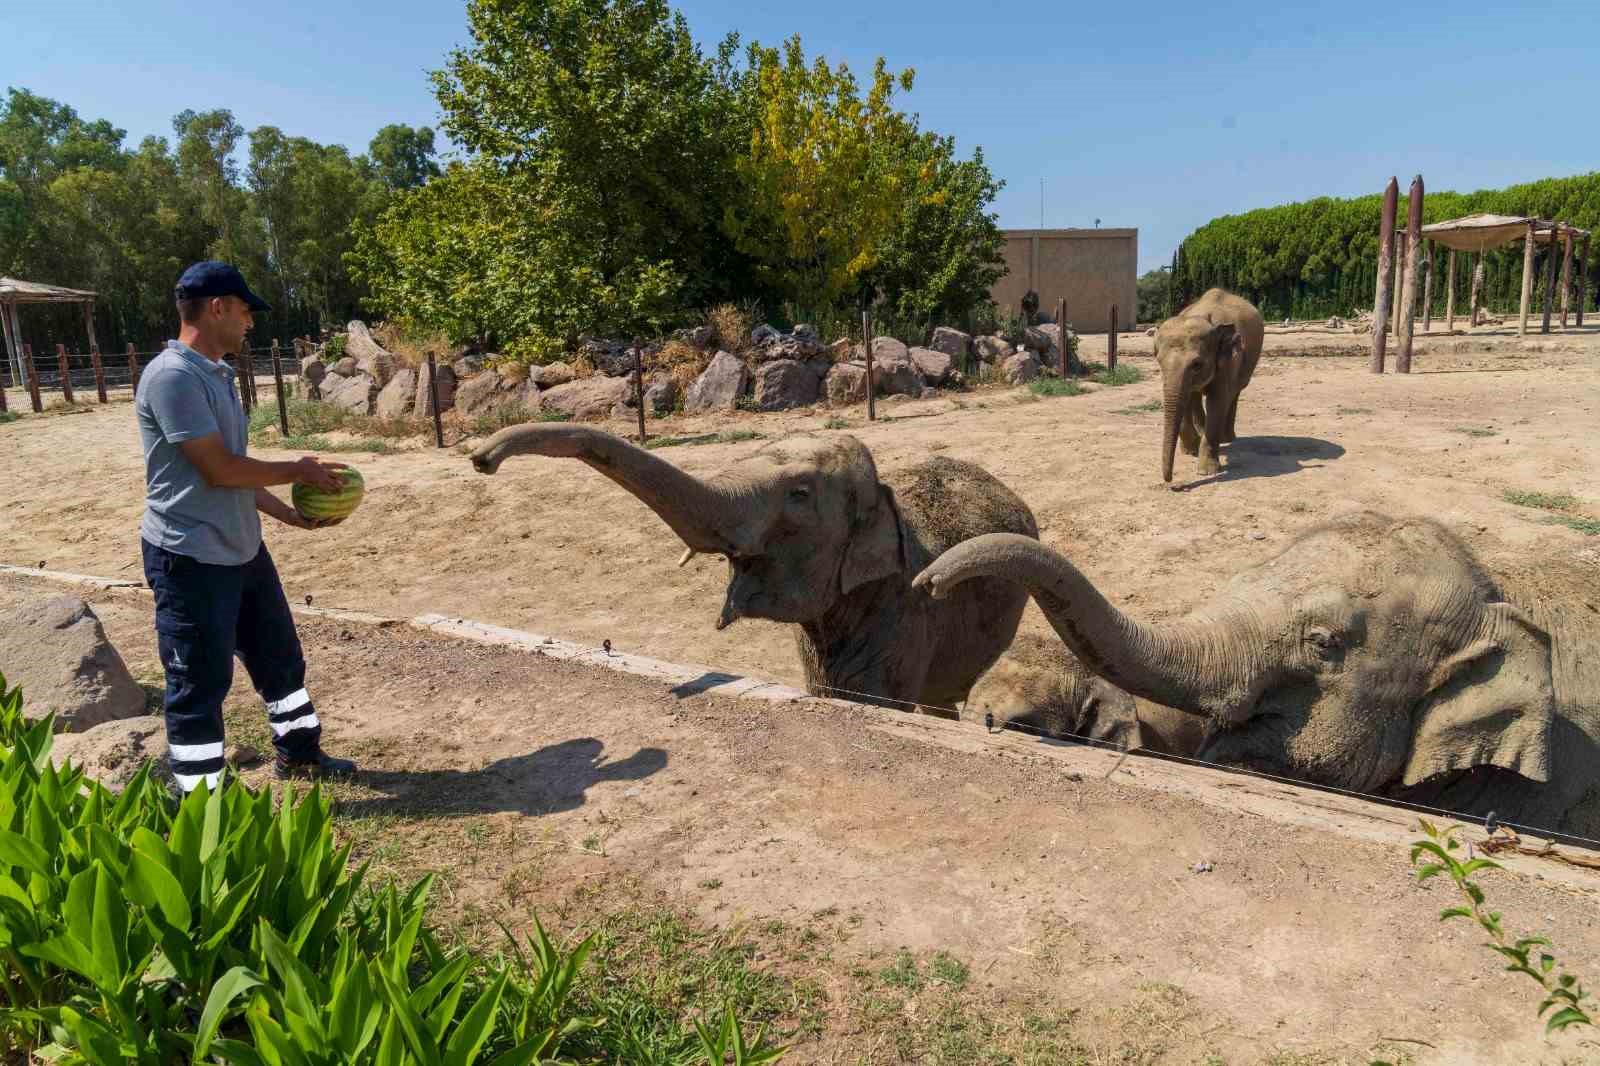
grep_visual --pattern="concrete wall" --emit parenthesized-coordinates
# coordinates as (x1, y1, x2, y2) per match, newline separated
(991, 228, 1137, 333)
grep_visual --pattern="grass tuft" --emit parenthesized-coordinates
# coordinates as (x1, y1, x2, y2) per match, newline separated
(1089, 363, 1143, 386)
(645, 429, 763, 450)
(1028, 378, 1085, 398)
(1545, 515, 1600, 536)
(1113, 399, 1162, 414)
(0, 410, 18, 424)
(1451, 425, 1497, 438)
(1503, 489, 1577, 512)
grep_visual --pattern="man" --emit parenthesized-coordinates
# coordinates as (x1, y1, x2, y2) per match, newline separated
(137, 260, 356, 793)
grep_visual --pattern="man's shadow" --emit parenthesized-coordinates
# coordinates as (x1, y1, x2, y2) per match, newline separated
(1173, 435, 1344, 490)
(335, 737, 667, 818)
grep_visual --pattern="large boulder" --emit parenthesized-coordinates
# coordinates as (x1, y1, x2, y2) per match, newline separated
(824, 363, 869, 406)
(374, 368, 417, 418)
(528, 361, 576, 389)
(329, 372, 378, 415)
(300, 357, 327, 396)
(751, 359, 821, 411)
(345, 321, 398, 386)
(49, 717, 169, 792)
(866, 349, 922, 397)
(452, 354, 486, 379)
(1001, 351, 1041, 385)
(578, 338, 636, 377)
(455, 369, 521, 417)
(414, 359, 456, 415)
(539, 376, 632, 420)
(750, 328, 827, 365)
(973, 335, 1013, 362)
(749, 323, 780, 346)
(857, 336, 910, 364)
(330, 355, 359, 378)
(0, 597, 146, 733)
(929, 327, 972, 363)
(1021, 326, 1054, 354)
(908, 346, 955, 386)
(644, 373, 679, 416)
(684, 351, 750, 413)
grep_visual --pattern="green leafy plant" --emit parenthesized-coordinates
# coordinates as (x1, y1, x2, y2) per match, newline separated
(1028, 378, 1084, 398)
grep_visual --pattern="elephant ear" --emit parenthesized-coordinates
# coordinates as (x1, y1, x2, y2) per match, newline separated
(840, 484, 905, 595)
(1211, 322, 1242, 364)
(1401, 602, 1557, 787)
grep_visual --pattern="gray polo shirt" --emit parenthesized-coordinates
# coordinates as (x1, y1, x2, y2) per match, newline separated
(136, 341, 261, 565)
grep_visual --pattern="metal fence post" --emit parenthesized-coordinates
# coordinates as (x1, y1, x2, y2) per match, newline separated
(425, 351, 444, 447)
(862, 311, 875, 422)
(1108, 305, 1118, 371)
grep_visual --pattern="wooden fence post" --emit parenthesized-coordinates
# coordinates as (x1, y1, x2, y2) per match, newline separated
(127, 343, 140, 393)
(231, 353, 251, 413)
(1445, 249, 1456, 331)
(270, 339, 290, 438)
(0, 368, 7, 414)
(90, 344, 107, 404)
(1559, 229, 1574, 328)
(1519, 222, 1536, 336)
(1397, 176, 1422, 374)
(1371, 177, 1397, 373)
(863, 312, 875, 422)
(1578, 236, 1590, 327)
(56, 344, 74, 404)
(24, 344, 41, 413)
(1108, 305, 1118, 371)
(1542, 224, 1560, 334)
(1421, 242, 1433, 334)
(632, 336, 648, 444)
(425, 351, 445, 447)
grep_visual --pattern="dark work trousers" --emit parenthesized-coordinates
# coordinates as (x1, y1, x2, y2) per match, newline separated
(142, 539, 322, 791)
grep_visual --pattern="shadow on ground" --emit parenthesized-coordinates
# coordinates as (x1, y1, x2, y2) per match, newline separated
(1175, 435, 1345, 490)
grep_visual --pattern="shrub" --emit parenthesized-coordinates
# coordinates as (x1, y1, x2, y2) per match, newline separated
(707, 303, 754, 353)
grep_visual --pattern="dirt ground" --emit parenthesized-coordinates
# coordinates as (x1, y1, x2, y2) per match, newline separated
(3, 322, 1600, 1062)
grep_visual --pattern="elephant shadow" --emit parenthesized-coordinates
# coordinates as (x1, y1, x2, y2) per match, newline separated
(333, 737, 668, 819)
(1177, 435, 1345, 490)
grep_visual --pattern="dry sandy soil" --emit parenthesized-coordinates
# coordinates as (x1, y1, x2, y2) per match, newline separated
(3, 322, 1600, 1063)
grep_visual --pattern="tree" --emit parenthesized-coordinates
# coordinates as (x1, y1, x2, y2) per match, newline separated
(367, 124, 441, 191)
(172, 108, 244, 260)
(1136, 266, 1172, 324)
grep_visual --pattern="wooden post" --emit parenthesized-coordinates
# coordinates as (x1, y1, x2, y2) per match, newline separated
(1578, 236, 1590, 327)
(1559, 229, 1574, 328)
(425, 351, 445, 447)
(1470, 251, 1484, 326)
(863, 311, 875, 422)
(1057, 298, 1067, 377)
(56, 344, 74, 404)
(1421, 241, 1433, 334)
(270, 339, 290, 438)
(1519, 222, 1536, 336)
(1391, 231, 1406, 339)
(632, 337, 647, 444)
(1371, 176, 1397, 373)
(0, 298, 16, 389)
(1108, 305, 1118, 371)
(81, 302, 98, 358)
(127, 343, 140, 393)
(90, 344, 107, 404)
(1396, 176, 1423, 374)
(0, 370, 6, 413)
(1541, 224, 1560, 335)
(1445, 249, 1456, 331)
(24, 344, 42, 412)
(230, 353, 250, 412)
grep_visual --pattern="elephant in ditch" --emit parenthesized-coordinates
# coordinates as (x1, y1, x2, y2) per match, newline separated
(915, 512, 1600, 836)
(469, 424, 1039, 711)
(1155, 288, 1264, 484)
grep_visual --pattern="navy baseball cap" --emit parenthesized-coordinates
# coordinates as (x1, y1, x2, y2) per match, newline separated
(174, 261, 271, 313)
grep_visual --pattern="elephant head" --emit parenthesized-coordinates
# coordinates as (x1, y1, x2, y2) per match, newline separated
(1154, 314, 1243, 483)
(915, 513, 1558, 795)
(469, 425, 903, 629)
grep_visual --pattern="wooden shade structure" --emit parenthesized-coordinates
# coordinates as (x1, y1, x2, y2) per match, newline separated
(1, 277, 98, 386)
(1417, 216, 1589, 335)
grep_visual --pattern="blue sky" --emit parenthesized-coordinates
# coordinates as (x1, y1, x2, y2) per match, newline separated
(10, 0, 1600, 272)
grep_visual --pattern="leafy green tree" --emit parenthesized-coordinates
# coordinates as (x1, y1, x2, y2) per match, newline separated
(172, 108, 245, 261)
(367, 123, 441, 191)
(1136, 266, 1171, 323)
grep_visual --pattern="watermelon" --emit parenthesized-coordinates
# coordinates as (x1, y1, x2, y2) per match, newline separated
(293, 467, 364, 522)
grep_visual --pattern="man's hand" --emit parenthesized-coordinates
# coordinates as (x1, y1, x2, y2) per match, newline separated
(293, 456, 349, 492)
(255, 488, 345, 530)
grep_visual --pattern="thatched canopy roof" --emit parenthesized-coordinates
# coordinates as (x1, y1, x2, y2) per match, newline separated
(0, 277, 97, 304)
(1419, 215, 1589, 253)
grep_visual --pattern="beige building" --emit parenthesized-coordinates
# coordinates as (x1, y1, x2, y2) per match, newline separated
(992, 228, 1137, 333)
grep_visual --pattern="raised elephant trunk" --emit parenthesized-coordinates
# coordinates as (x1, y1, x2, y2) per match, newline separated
(1160, 374, 1189, 484)
(915, 534, 1251, 720)
(469, 424, 757, 558)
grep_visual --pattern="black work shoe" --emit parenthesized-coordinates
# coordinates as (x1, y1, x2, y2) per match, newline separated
(274, 749, 357, 781)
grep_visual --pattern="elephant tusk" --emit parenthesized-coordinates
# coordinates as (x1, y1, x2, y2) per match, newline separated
(677, 547, 697, 568)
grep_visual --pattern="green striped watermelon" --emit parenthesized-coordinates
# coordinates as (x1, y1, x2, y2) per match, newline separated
(293, 467, 365, 522)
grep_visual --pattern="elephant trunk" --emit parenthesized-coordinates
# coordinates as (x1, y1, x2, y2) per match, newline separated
(915, 534, 1249, 720)
(469, 424, 758, 558)
(1160, 373, 1189, 484)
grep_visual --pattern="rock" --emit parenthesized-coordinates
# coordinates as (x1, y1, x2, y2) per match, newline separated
(825, 363, 869, 406)
(750, 329, 827, 364)
(529, 361, 576, 389)
(682, 324, 715, 350)
(539, 376, 633, 420)
(793, 323, 819, 342)
(750, 323, 780, 346)
(344, 321, 399, 385)
(452, 354, 486, 379)
(684, 350, 750, 413)
(329, 372, 378, 415)
(929, 327, 972, 363)
(829, 338, 853, 362)
(908, 346, 955, 385)
(0, 597, 146, 733)
(752, 359, 821, 411)
(1001, 352, 1041, 385)
(973, 335, 1013, 362)
(49, 717, 169, 792)
(864, 343, 922, 397)
(644, 373, 679, 416)
(859, 336, 909, 364)
(414, 360, 456, 415)
(455, 369, 519, 417)
(1325, 316, 1344, 330)
(300, 357, 326, 385)
(578, 338, 635, 377)
(330, 355, 359, 378)
(374, 368, 417, 418)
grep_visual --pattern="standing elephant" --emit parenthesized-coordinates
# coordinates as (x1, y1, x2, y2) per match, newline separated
(469, 425, 1038, 710)
(914, 513, 1600, 836)
(1155, 288, 1264, 483)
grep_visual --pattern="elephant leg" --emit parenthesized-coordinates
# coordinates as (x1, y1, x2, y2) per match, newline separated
(1178, 394, 1201, 456)
(1198, 384, 1228, 475)
(1222, 395, 1239, 443)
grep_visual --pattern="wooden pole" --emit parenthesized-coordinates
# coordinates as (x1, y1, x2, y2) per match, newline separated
(1578, 236, 1590, 327)
(1559, 229, 1574, 328)
(0, 369, 6, 413)
(1470, 251, 1484, 325)
(127, 343, 140, 393)
(1541, 224, 1560, 334)
(632, 337, 647, 444)
(0, 298, 16, 388)
(1390, 231, 1406, 339)
(24, 344, 42, 412)
(1371, 177, 1397, 373)
(1395, 176, 1423, 374)
(1421, 241, 1433, 334)
(1445, 249, 1456, 331)
(425, 351, 445, 446)
(6, 303, 25, 390)
(863, 311, 875, 422)
(90, 344, 107, 404)
(1057, 298, 1067, 377)
(230, 353, 250, 412)
(270, 339, 291, 438)
(56, 344, 74, 404)
(1108, 305, 1118, 371)
(1519, 222, 1536, 336)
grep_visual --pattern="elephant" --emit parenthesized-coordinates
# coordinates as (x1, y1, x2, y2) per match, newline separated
(914, 512, 1600, 837)
(1155, 288, 1264, 484)
(966, 634, 1204, 755)
(469, 424, 1039, 711)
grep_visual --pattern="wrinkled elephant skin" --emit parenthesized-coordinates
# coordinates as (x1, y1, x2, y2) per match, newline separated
(1154, 288, 1265, 484)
